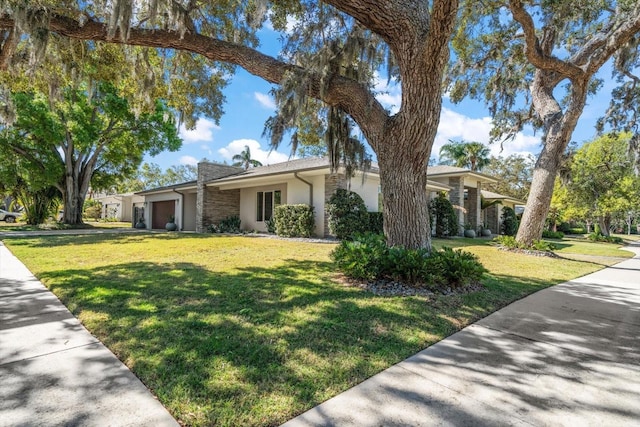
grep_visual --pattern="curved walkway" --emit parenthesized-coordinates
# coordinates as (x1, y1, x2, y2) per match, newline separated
(1, 236, 639, 426)
(283, 243, 640, 426)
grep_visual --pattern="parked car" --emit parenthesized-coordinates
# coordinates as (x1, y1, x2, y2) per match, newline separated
(0, 208, 24, 223)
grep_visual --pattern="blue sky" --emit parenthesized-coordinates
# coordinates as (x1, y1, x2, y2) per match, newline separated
(147, 22, 611, 171)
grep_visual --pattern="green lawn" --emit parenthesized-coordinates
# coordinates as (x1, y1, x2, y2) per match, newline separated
(3, 234, 632, 426)
(0, 220, 133, 231)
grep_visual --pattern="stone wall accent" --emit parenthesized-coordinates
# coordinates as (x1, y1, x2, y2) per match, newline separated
(196, 162, 242, 233)
(448, 177, 465, 235)
(324, 173, 347, 237)
(201, 187, 240, 230)
(467, 181, 482, 229)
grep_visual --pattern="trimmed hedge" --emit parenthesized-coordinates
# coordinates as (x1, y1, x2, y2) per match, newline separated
(273, 204, 315, 238)
(331, 233, 487, 289)
(326, 189, 369, 239)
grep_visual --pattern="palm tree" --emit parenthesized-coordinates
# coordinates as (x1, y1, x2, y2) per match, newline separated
(438, 140, 490, 171)
(464, 142, 490, 171)
(232, 145, 263, 170)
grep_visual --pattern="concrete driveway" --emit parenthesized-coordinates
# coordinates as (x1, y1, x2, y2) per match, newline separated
(283, 244, 640, 426)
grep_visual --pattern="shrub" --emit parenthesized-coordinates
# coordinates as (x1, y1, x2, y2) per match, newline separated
(501, 206, 519, 236)
(208, 215, 242, 233)
(531, 240, 557, 251)
(367, 211, 384, 235)
(557, 222, 572, 234)
(542, 230, 564, 239)
(273, 204, 315, 238)
(83, 200, 102, 221)
(587, 233, 623, 244)
(326, 189, 369, 239)
(568, 227, 587, 235)
(331, 234, 487, 289)
(384, 246, 433, 285)
(429, 192, 459, 237)
(265, 217, 276, 234)
(427, 247, 487, 288)
(331, 233, 387, 280)
(492, 235, 556, 252)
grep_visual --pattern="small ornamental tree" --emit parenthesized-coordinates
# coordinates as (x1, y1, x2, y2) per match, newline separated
(501, 206, 519, 237)
(429, 192, 459, 238)
(326, 188, 369, 240)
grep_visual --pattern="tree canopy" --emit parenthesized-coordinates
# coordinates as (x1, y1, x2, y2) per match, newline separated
(0, 83, 181, 224)
(449, 0, 640, 245)
(0, 0, 460, 249)
(551, 133, 640, 235)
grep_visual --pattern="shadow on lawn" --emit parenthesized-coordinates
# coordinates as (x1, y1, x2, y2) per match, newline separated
(9, 254, 627, 426)
(15, 256, 560, 426)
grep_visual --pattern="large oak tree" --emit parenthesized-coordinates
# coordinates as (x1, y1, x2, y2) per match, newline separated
(0, 84, 180, 224)
(449, 0, 640, 245)
(0, 0, 459, 249)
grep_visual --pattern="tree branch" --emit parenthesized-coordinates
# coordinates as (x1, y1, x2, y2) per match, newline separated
(0, 13, 389, 143)
(322, 0, 427, 44)
(584, 6, 640, 76)
(508, 0, 584, 80)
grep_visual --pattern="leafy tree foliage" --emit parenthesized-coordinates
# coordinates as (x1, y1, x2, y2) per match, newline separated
(113, 162, 197, 193)
(551, 133, 640, 236)
(449, 0, 640, 245)
(438, 140, 490, 171)
(483, 154, 534, 200)
(0, 84, 180, 224)
(0, 0, 460, 250)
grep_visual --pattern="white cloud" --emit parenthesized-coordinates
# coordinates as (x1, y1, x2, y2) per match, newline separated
(179, 118, 220, 144)
(218, 139, 292, 166)
(254, 92, 277, 110)
(200, 144, 214, 156)
(434, 108, 541, 159)
(373, 72, 402, 114)
(180, 155, 199, 166)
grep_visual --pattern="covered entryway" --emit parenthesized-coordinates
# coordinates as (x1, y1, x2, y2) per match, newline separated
(152, 200, 175, 229)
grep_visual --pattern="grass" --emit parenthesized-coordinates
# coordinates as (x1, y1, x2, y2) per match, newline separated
(0, 220, 133, 231)
(3, 233, 632, 426)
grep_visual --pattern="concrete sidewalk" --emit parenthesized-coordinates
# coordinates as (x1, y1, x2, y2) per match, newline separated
(0, 242, 178, 426)
(283, 244, 640, 427)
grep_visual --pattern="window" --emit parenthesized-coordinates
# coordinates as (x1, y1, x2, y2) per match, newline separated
(257, 190, 281, 221)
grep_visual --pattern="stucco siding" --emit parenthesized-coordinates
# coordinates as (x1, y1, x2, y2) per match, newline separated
(183, 193, 197, 231)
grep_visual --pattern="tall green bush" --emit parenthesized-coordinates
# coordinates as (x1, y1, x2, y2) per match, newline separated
(367, 211, 384, 234)
(326, 188, 369, 239)
(429, 192, 459, 237)
(273, 204, 315, 238)
(501, 206, 519, 236)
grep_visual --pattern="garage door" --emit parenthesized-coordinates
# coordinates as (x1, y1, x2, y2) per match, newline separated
(152, 200, 175, 229)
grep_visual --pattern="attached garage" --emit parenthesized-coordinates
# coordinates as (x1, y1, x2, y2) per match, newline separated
(151, 200, 175, 229)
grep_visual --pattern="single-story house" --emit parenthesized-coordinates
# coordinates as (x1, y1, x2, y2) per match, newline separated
(93, 192, 145, 224)
(132, 157, 521, 236)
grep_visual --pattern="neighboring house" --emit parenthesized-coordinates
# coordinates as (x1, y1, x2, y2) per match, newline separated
(135, 158, 448, 235)
(481, 190, 524, 234)
(93, 192, 145, 223)
(131, 157, 520, 237)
